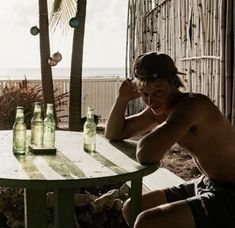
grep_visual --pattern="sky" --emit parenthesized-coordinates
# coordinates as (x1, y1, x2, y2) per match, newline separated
(0, 0, 128, 68)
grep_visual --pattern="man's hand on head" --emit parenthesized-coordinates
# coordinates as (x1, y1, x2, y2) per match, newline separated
(118, 80, 141, 101)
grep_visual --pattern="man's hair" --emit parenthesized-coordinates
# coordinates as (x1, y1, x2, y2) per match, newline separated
(132, 52, 185, 89)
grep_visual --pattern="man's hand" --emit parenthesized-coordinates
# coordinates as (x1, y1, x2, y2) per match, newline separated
(118, 80, 141, 101)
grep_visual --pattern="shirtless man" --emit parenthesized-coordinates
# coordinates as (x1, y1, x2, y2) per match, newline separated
(105, 52, 235, 228)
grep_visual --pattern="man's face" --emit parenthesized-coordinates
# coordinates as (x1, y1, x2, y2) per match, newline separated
(139, 79, 175, 116)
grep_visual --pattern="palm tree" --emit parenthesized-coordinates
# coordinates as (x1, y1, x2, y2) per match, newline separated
(38, 0, 55, 110)
(49, 0, 76, 33)
(69, 0, 87, 131)
(50, 0, 87, 131)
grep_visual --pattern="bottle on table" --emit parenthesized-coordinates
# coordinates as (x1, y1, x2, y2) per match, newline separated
(31, 102, 44, 148)
(13, 106, 26, 155)
(83, 106, 96, 153)
(43, 103, 56, 148)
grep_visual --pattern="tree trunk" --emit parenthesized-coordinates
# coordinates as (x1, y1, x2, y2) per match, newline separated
(39, 0, 55, 113)
(69, 0, 87, 131)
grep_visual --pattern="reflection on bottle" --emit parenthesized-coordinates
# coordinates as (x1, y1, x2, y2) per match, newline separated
(83, 106, 96, 153)
(13, 106, 26, 155)
(31, 102, 44, 148)
(43, 103, 56, 148)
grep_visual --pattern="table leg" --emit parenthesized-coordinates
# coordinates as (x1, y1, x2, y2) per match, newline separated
(129, 177, 142, 228)
(24, 188, 47, 228)
(54, 189, 75, 228)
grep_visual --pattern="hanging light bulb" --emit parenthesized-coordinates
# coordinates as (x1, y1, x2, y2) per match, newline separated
(52, 52, 62, 62)
(69, 17, 80, 28)
(30, 26, 40, 35)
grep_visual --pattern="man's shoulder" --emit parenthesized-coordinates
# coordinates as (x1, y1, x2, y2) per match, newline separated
(179, 93, 224, 125)
(179, 92, 213, 108)
(171, 92, 218, 123)
(182, 92, 210, 100)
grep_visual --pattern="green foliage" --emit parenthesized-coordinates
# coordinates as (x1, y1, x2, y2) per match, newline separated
(0, 79, 69, 130)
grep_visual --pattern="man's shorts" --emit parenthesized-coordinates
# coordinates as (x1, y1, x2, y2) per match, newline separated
(164, 175, 235, 228)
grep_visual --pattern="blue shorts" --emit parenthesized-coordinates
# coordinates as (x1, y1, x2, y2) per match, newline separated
(164, 175, 235, 228)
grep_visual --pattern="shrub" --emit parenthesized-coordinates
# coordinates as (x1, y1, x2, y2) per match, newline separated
(0, 79, 69, 129)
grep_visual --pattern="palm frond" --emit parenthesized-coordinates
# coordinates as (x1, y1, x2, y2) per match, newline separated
(50, 0, 77, 34)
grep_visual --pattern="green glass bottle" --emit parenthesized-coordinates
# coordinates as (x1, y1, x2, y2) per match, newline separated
(43, 103, 56, 148)
(13, 106, 26, 155)
(83, 106, 96, 152)
(31, 102, 44, 148)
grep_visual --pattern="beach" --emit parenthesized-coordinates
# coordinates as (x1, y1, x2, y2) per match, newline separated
(0, 67, 126, 80)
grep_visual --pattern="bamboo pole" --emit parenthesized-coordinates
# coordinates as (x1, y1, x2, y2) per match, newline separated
(214, 0, 218, 56)
(194, 0, 200, 93)
(178, 0, 182, 58)
(224, 0, 232, 120)
(203, 0, 209, 95)
(186, 0, 192, 57)
(231, 0, 235, 125)
(197, 0, 205, 56)
(215, 59, 220, 106)
(131, 0, 136, 65)
(219, 0, 225, 113)
(181, 0, 185, 57)
(166, 1, 169, 53)
(128, 0, 133, 66)
(163, 2, 166, 52)
(172, 0, 176, 59)
(125, 0, 131, 79)
(180, 56, 220, 60)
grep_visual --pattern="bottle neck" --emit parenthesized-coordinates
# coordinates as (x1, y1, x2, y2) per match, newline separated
(15, 108, 24, 123)
(86, 107, 94, 120)
(46, 109, 54, 116)
(33, 103, 42, 119)
(16, 116, 24, 123)
(87, 112, 94, 120)
(33, 111, 42, 119)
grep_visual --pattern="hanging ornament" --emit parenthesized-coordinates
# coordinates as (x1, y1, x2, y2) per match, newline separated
(30, 26, 40, 35)
(69, 17, 80, 28)
(52, 52, 62, 62)
(48, 57, 57, 66)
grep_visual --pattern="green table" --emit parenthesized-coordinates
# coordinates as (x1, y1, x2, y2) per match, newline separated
(0, 130, 158, 228)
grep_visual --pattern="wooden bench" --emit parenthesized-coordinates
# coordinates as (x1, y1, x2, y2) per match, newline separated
(142, 168, 185, 193)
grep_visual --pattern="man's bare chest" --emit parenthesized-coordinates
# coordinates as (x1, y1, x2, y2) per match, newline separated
(177, 125, 198, 151)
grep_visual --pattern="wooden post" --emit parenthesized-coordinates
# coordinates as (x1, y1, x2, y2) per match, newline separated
(24, 189, 47, 228)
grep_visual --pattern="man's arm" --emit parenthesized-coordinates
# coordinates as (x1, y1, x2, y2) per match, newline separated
(105, 80, 157, 140)
(136, 96, 203, 164)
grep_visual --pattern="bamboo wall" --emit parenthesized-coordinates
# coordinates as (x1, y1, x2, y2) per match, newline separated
(126, 0, 234, 123)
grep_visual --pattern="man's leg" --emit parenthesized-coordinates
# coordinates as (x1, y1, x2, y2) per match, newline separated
(123, 181, 195, 226)
(134, 200, 196, 228)
(123, 189, 168, 225)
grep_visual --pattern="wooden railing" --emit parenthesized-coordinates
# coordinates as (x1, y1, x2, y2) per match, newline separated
(0, 77, 124, 126)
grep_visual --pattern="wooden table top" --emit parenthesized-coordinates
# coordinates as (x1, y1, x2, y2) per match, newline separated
(0, 130, 157, 189)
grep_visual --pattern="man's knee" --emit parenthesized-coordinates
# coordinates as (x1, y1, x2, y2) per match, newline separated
(122, 198, 131, 223)
(134, 207, 163, 228)
(134, 210, 152, 228)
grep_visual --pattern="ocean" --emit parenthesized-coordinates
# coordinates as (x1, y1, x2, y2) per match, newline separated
(0, 67, 126, 80)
